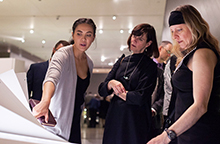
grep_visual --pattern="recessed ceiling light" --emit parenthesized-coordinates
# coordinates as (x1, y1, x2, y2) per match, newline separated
(30, 29, 34, 34)
(99, 29, 103, 34)
(42, 40, 46, 44)
(21, 39, 25, 43)
(120, 29, 124, 33)
(101, 55, 106, 62)
(112, 15, 117, 20)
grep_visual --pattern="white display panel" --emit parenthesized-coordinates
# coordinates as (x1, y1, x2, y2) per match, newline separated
(0, 58, 25, 74)
(0, 70, 70, 144)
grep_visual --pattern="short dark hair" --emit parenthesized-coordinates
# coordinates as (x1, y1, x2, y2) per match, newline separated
(54, 40, 70, 49)
(127, 23, 159, 58)
(51, 40, 70, 57)
(160, 41, 172, 47)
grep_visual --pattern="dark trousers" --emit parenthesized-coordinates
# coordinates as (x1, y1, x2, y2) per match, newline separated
(88, 108, 97, 128)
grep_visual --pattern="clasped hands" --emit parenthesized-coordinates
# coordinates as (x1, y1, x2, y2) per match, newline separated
(108, 80, 127, 101)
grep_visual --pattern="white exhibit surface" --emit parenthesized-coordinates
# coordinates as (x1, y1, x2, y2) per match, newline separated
(0, 70, 70, 143)
(0, 69, 29, 110)
(16, 72, 29, 101)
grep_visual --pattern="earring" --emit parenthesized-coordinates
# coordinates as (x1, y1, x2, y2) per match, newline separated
(145, 48, 148, 52)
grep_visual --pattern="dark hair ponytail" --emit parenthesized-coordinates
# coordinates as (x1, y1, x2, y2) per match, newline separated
(72, 18, 96, 36)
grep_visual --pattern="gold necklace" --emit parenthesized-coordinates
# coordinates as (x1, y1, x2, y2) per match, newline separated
(123, 54, 144, 80)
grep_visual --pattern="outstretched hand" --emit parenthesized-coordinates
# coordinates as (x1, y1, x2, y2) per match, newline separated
(147, 131, 170, 144)
(32, 100, 50, 123)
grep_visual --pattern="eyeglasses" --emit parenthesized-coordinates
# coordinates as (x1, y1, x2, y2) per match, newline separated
(162, 47, 171, 54)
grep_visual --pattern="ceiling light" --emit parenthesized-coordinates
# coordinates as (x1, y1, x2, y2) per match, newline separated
(0, 0, 3, 2)
(128, 29, 132, 34)
(99, 29, 103, 34)
(112, 15, 117, 20)
(101, 55, 106, 62)
(21, 39, 25, 43)
(120, 29, 124, 33)
(120, 45, 127, 51)
(30, 29, 34, 34)
(108, 62, 114, 66)
(0, 35, 24, 42)
(42, 40, 46, 44)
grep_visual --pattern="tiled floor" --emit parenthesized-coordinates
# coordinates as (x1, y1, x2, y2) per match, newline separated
(80, 108, 104, 144)
(79, 107, 105, 144)
(81, 127, 104, 144)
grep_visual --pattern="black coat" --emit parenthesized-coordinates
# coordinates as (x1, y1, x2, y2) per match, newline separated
(151, 67, 164, 133)
(98, 53, 157, 144)
(26, 61, 49, 100)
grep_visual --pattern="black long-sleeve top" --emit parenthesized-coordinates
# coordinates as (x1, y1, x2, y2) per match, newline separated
(98, 53, 157, 144)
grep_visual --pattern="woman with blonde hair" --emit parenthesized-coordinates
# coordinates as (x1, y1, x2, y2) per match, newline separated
(148, 5, 220, 144)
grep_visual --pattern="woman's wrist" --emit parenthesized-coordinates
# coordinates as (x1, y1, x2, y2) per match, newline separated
(40, 98, 50, 107)
(164, 128, 176, 142)
(162, 131, 171, 143)
(107, 80, 115, 90)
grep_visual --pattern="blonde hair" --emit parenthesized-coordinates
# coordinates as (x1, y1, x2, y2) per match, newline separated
(171, 5, 220, 64)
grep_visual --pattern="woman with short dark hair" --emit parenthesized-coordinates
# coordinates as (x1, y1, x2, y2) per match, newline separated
(99, 23, 159, 144)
